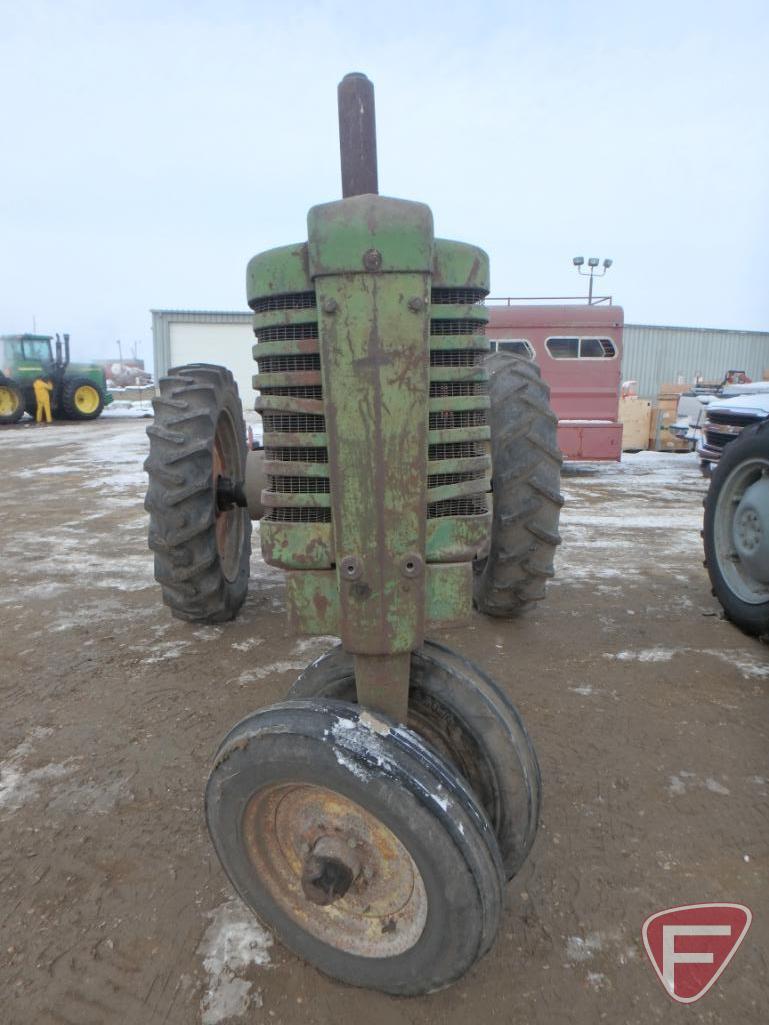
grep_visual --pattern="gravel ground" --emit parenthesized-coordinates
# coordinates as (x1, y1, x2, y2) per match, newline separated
(0, 417, 767, 1025)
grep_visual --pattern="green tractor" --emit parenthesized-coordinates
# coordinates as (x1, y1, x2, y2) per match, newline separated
(145, 74, 562, 994)
(0, 332, 112, 425)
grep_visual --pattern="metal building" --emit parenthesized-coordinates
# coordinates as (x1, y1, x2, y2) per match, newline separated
(152, 309, 769, 406)
(622, 323, 769, 398)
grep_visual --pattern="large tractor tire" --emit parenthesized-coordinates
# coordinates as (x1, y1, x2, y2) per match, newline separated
(703, 419, 769, 639)
(144, 364, 252, 622)
(474, 352, 563, 617)
(61, 377, 105, 420)
(0, 380, 24, 424)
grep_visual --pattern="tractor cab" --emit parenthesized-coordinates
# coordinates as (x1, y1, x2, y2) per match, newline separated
(2, 334, 56, 376)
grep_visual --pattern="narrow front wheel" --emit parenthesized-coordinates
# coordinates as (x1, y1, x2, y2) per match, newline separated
(206, 699, 503, 994)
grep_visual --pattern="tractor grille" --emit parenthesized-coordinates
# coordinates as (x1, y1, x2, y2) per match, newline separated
(427, 470, 487, 488)
(255, 275, 492, 570)
(261, 413, 326, 433)
(251, 291, 317, 313)
(429, 409, 488, 430)
(431, 288, 487, 305)
(260, 385, 323, 399)
(430, 380, 488, 397)
(431, 319, 485, 336)
(268, 476, 330, 494)
(254, 294, 329, 535)
(428, 302, 491, 520)
(429, 440, 486, 460)
(428, 496, 489, 518)
(257, 323, 319, 342)
(256, 353, 321, 374)
(265, 446, 329, 463)
(430, 349, 486, 367)
(266, 507, 332, 523)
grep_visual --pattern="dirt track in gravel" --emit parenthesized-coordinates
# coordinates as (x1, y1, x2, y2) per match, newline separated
(1, 416, 767, 1025)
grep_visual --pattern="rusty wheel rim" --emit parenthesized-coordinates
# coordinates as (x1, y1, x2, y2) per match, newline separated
(212, 411, 244, 581)
(243, 783, 428, 957)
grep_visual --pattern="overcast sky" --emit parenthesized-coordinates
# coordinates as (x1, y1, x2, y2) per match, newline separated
(2, 0, 768, 367)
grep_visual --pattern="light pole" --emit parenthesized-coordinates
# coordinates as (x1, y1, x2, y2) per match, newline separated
(573, 256, 612, 304)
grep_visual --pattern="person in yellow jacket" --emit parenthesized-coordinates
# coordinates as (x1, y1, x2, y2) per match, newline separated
(33, 377, 54, 424)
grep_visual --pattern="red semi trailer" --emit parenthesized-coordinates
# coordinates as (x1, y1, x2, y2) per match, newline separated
(486, 300, 624, 461)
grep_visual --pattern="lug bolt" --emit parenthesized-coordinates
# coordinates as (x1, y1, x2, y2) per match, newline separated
(322, 297, 338, 314)
(407, 296, 424, 312)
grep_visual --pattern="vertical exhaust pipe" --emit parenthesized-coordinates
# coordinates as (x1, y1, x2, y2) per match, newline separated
(337, 73, 378, 198)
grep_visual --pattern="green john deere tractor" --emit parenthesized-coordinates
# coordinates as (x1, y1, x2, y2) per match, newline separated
(145, 74, 563, 994)
(0, 333, 112, 424)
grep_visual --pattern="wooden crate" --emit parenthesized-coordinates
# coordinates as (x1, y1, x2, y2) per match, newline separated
(619, 397, 651, 451)
(650, 405, 690, 452)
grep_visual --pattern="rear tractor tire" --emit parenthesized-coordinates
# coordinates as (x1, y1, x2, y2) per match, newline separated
(144, 363, 252, 622)
(474, 352, 563, 617)
(61, 377, 106, 420)
(0, 381, 24, 424)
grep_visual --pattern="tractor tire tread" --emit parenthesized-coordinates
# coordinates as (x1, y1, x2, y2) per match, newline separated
(474, 353, 563, 617)
(144, 363, 251, 623)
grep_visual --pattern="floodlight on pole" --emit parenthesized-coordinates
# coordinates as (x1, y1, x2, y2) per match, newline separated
(573, 255, 613, 304)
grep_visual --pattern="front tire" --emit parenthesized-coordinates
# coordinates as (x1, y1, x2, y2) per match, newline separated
(703, 420, 769, 639)
(144, 363, 251, 622)
(474, 352, 563, 616)
(206, 699, 503, 994)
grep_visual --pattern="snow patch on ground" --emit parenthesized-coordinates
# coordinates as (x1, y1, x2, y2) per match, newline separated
(605, 647, 769, 679)
(668, 772, 730, 797)
(140, 641, 192, 664)
(193, 626, 224, 642)
(0, 728, 127, 815)
(237, 659, 308, 684)
(565, 933, 604, 962)
(586, 971, 609, 990)
(611, 648, 678, 663)
(556, 451, 707, 585)
(198, 898, 272, 1025)
(231, 638, 264, 652)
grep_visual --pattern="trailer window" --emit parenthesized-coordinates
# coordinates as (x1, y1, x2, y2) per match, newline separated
(580, 337, 616, 358)
(493, 339, 534, 359)
(546, 337, 579, 359)
(545, 336, 616, 359)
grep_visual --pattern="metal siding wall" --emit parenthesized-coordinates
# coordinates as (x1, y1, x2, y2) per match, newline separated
(622, 325, 769, 398)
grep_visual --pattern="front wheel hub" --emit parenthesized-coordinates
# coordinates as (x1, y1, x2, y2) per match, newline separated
(301, 835, 361, 905)
(733, 474, 769, 583)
